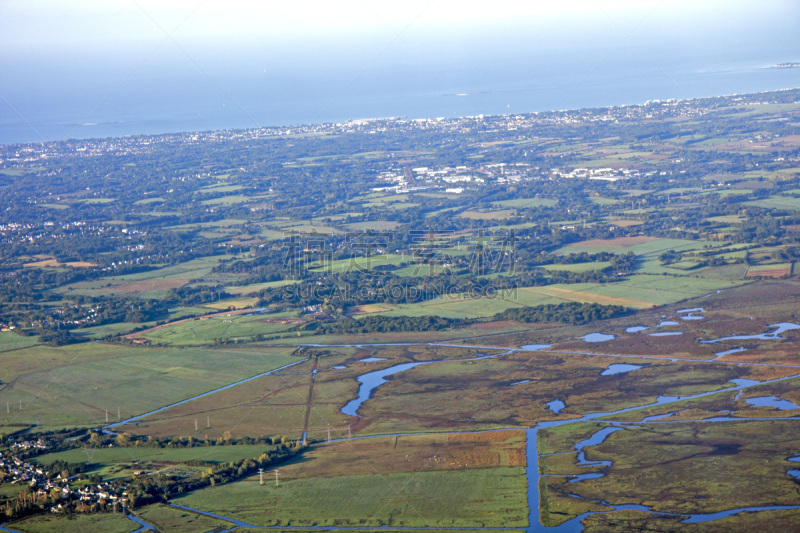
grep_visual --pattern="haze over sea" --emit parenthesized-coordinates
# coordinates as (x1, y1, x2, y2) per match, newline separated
(2, 1, 800, 145)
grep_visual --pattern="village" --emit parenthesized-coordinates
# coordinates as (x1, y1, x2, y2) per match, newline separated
(1, 439, 128, 517)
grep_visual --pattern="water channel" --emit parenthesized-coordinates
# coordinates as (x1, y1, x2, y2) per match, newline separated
(96, 335, 800, 531)
(128, 514, 156, 532)
(341, 350, 514, 417)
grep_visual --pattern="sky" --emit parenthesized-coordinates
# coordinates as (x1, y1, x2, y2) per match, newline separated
(2, 1, 800, 143)
(5, 1, 798, 66)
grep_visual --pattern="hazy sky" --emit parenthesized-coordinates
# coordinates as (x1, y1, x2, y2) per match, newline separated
(3, 0, 797, 87)
(4, 1, 798, 56)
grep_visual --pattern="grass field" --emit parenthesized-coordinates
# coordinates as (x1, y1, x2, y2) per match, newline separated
(80, 198, 115, 204)
(23, 259, 97, 268)
(460, 209, 516, 220)
(6, 513, 136, 533)
(175, 467, 527, 528)
(555, 237, 722, 257)
(225, 280, 298, 295)
(139, 312, 303, 345)
(203, 297, 260, 310)
(492, 198, 557, 208)
(136, 503, 233, 533)
(539, 261, 611, 273)
(34, 445, 274, 480)
(307, 253, 406, 274)
(0, 343, 297, 431)
(58, 255, 237, 297)
(744, 196, 800, 211)
(351, 276, 744, 319)
(200, 195, 254, 206)
(0, 331, 40, 352)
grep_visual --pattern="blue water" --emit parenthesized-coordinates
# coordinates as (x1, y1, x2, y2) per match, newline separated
(575, 427, 624, 456)
(127, 515, 156, 532)
(789, 455, 800, 480)
(730, 379, 760, 387)
(569, 473, 605, 483)
(342, 361, 426, 417)
(341, 349, 513, 417)
(547, 399, 566, 414)
(745, 396, 800, 410)
(601, 364, 643, 376)
(715, 347, 747, 358)
(677, 308, 705, 320)
(583, 333, 616, 343)
(702, 322, 800, 344)
(522, 344, 553, 351)
(626, 321, 679, 333)
(681, 506, 800, 524)
(4, 13, 800, 146)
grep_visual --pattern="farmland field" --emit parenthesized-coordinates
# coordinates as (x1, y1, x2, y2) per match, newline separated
(0, 344, 298, 431)
(176, 460, 527, 528)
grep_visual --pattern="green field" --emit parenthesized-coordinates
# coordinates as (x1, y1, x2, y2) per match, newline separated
(744, 196, 800, 211)
(140, 312, 303, 345)
(308, 253, 406, 274)
(747, 262, 792, 272)
(35, 445, 274, 480)
(0, 331, 40, 352)
(0, 343, 297, 431)
(174, 467, 527, 528)
(363, 275, 743, 318)
(225, 280, 298, 295)
(554, 238, 723, 258)
(540, 261, 611, 273)
(6, 513, 136, 533)
(492, 198, 557, 208)
(136, 503, 233, 533)
(57, 255, 238, 297)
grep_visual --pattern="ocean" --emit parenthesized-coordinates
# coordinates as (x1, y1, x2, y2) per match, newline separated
(2, 40, 800, 145)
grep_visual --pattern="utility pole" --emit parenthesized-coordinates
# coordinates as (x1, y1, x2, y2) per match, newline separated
(195, 419, 198, 431)
(259, 468, 264, 486)
(105, 410, 109, 423)
(327, 426, 331, 442)
(274, 469, 279, 487)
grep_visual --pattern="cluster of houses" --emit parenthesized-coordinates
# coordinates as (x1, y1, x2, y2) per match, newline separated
(371, 161, 646, 195)
(1, 441, 127, 514)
